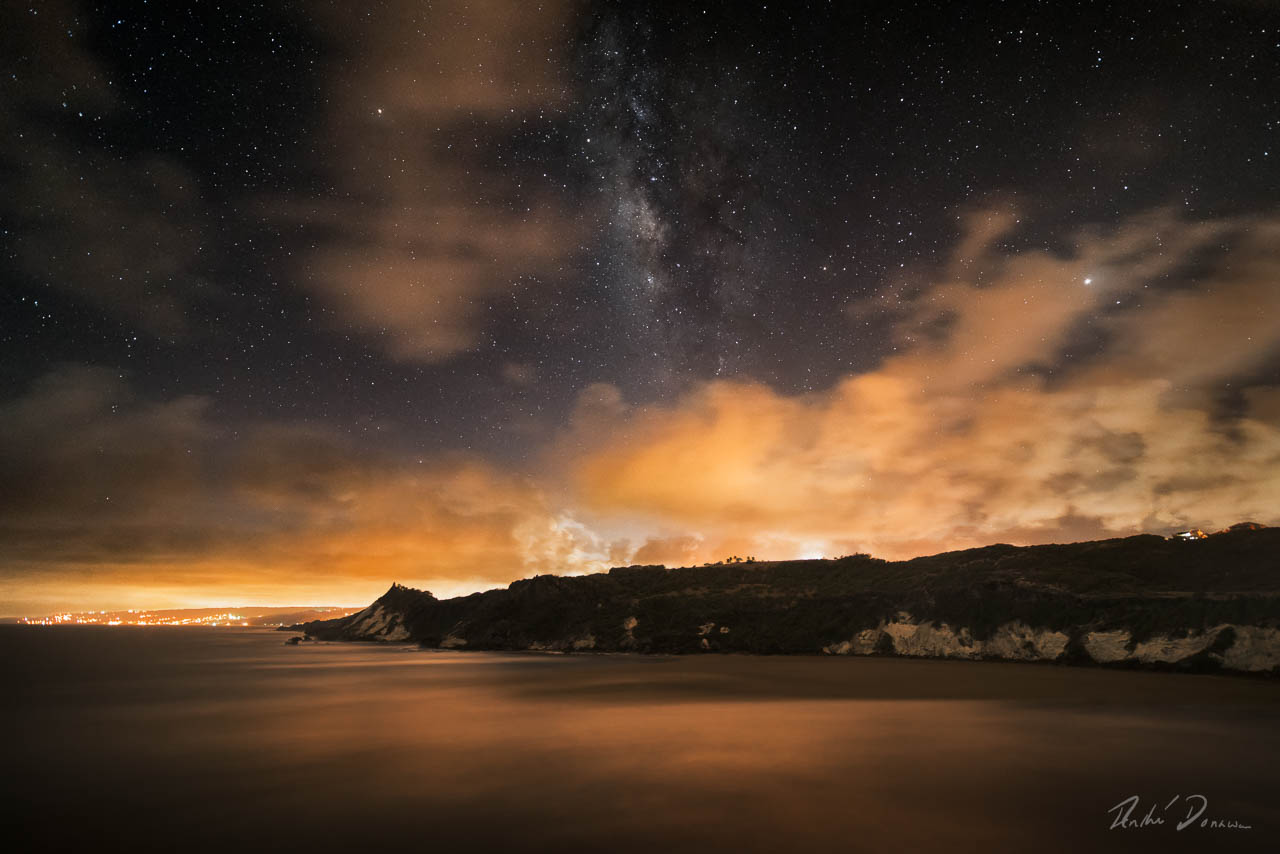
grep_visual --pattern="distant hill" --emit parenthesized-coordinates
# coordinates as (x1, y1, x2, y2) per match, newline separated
(300, 527, 1280, 674)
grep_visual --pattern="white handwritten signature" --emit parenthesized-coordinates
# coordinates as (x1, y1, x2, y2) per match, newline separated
(1107, 795, 1252, 831)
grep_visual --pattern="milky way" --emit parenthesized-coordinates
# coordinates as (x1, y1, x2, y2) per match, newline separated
(2, 0, 1278, 612)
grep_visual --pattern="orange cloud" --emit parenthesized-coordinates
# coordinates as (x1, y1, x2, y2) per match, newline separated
(6, 206, 1279, 614)
(0, 366, 609, 615)
(564, 207, 1280, 559)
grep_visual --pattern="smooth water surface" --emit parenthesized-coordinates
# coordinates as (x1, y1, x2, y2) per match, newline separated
(4, 626, 1278, 852)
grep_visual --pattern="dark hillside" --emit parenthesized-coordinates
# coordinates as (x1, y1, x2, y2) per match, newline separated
(301, 527, 1280, 673)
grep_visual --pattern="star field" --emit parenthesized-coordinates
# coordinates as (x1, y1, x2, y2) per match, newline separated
(2, 0, 1278, 612)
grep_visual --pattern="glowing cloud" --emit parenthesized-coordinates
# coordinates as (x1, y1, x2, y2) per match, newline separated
(563, 208, 1280, 558)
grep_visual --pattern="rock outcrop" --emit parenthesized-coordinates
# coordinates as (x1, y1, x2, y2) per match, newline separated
(304, 583, 430, 642)
(300, 528, 1280, 675)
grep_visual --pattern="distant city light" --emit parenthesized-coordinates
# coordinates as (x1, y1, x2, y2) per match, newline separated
(20, 611, 250, 626)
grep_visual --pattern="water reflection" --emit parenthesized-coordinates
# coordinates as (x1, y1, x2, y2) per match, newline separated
(4, 627, 1278, 852)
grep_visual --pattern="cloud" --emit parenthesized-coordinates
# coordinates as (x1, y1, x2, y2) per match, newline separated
(6, 205, 1279, 613)
(0, 365, 604, 614)
(631, 535, 703, 565)
(563, 207, 1280, 559)
(0, 2, 207, 335)
(287, 0, 581, 362)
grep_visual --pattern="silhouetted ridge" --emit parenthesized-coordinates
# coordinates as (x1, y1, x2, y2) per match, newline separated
(299, 527, 1280, 673)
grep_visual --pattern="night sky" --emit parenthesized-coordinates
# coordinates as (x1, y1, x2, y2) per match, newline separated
(3, 0, 1279, 614)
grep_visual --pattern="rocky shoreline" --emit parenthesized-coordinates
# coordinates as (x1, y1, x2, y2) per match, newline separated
(299, 528, 1280, 674)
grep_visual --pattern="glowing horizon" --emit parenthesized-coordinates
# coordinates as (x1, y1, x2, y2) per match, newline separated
(3, 2, 1277, 619)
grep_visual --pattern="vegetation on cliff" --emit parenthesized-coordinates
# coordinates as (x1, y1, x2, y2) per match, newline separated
(300, 527, 1280, 671)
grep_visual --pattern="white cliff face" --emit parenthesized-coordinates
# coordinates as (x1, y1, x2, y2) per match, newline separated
(984, 623, 1070, 661)
(1085, 625, 1280, 671)
(1131, 632, 1215, 663)
(1219, 627, 1280, 672)
(342, 604, 410, 641)
(822, 629, 881, 656)
(823, 614, 1280, 673)
(872, 615, 1066, 661)
(1083, 630, 1130, 663)
(882, 617, 981, 658)
(333, 598, 1277, 673)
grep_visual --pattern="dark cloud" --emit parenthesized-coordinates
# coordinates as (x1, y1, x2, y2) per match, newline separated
(2, 0, 1278, 611)
(1, 3, 208, 336)
(0, 365, 608, 613)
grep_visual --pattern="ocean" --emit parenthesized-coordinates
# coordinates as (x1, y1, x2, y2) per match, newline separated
(4, 626, 1278, 852)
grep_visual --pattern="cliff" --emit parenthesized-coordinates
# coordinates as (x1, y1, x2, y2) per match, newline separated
(300, 527, 1280, 674)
